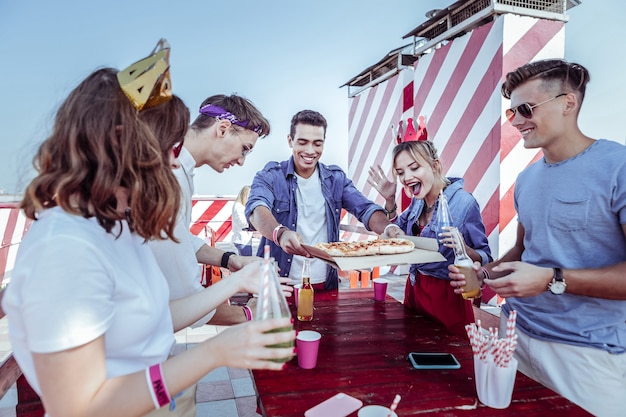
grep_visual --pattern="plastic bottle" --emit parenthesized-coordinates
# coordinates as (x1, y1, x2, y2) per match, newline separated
(297, 259, 314, 321)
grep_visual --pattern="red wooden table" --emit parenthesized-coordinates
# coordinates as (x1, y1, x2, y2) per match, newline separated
(251, 289, 590, 416)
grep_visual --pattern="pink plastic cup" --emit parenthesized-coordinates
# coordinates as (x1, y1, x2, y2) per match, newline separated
(296, 330, 321, 369)
(373, 278, 389, 301)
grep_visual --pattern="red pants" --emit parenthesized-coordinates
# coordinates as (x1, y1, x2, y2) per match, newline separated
(404, 272, 474, 339)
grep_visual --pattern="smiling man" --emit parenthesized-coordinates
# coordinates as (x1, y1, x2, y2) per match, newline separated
(246, 109, 399, 290)
(149, 94, 271, 326)
(449, 59, 626, 416)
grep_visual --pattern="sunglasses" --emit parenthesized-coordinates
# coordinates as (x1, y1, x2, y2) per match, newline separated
(172, 140, 184, 158)
(506, 93, 566, 122)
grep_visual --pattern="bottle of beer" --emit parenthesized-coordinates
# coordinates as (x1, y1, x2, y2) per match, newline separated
(449, 227, 481, 300)
(297, 259, 314, 321)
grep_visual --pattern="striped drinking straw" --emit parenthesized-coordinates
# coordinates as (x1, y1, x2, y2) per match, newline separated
(387, 394, 401, 417)
(261, 245, 270, 319)
(505, 310, 517, 341)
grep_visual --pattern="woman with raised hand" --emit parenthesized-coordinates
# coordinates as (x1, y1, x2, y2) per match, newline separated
(2, 44, 293, 417)
(368, 139, 491, 337)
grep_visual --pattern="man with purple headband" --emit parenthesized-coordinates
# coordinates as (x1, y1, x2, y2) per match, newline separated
(149, 94, 272, 326)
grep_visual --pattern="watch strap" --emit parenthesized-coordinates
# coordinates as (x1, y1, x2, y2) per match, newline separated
(221, 251, 236, 269)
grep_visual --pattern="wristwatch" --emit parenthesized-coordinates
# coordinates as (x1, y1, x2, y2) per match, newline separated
(548, 267, 566, 295)
(221, 251, 236, 269)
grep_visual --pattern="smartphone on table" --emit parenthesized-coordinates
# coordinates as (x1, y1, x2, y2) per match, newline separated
(408, 352, 461, 369)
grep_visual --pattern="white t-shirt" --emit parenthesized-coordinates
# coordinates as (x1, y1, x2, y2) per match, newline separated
(2, 207, 175, 395)
(289, 169, 328, 285)
(148, 147, 215, 326)
(231, 201, 253, 246)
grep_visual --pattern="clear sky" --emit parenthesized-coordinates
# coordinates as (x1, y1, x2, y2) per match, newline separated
(1, 0, 624, 196)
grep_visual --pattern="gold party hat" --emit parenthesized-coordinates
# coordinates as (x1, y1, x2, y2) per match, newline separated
(117, 38, 172, 111)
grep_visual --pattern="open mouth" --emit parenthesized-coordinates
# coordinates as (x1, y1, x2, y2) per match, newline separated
(407, 182, 422, 196)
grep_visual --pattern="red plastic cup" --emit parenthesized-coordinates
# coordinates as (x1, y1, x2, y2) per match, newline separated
(373, 278, 389, 301)
(296, 330, 321, 369)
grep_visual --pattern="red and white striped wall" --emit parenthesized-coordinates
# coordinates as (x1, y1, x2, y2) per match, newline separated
(344, 67, 412, 242)
(347, 14, 565, 257)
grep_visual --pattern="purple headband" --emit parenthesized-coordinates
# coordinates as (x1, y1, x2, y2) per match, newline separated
(199, 104, 263, 136)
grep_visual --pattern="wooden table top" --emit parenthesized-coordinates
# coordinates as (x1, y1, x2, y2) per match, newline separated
(251, 289, 590, 416)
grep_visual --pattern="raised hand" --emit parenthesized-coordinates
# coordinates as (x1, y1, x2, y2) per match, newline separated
(367, 164, 396, 201)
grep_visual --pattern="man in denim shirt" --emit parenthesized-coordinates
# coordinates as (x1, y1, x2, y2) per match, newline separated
(246, 110, 400, 289)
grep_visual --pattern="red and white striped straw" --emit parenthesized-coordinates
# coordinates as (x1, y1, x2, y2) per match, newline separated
(505, 310, 517, 341)
(479, 334, 489, 361)
(387, 394, 401, 417)
(502, 334, 518, 367)
(261, 245, 270, 319)
(465, 324, 480, 356)
(494, 339, 507, 367)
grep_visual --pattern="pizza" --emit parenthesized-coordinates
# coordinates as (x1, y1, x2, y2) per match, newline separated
(315, 238, 414, 257)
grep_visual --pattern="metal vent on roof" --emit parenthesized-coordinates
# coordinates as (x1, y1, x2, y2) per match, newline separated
(499, 0, 567, 14)
(403, 0, 577, 40)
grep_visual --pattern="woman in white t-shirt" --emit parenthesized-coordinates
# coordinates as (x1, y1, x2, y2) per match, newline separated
(1, 53, 294, 417)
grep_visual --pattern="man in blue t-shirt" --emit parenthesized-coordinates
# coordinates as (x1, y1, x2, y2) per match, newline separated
(451, 59, 626, 416)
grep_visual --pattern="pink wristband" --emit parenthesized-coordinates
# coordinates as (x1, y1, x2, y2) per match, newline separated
(273, 225, 286, 246)
(243, 305, 253, 321)
(146, 363, 170, 408)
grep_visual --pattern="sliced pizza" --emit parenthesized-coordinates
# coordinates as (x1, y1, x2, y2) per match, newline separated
(315, 238, 414, 257)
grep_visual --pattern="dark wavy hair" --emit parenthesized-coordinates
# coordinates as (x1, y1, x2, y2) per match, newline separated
(501, 59, 591, 106)
(21, 67, 181, 241)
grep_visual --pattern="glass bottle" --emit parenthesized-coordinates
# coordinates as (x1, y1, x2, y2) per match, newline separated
(449, 227, 481, 300)
(297, 259, 314, 322)
(434, 190, 454, 240)
(255, 258, 294, 362)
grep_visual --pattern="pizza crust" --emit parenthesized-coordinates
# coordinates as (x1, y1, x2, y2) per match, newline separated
(315, 238, 414, 257)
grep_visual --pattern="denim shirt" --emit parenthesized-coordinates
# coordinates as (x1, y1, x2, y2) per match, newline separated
(245, 157, 385, 289)
(395, 177, 492, 283)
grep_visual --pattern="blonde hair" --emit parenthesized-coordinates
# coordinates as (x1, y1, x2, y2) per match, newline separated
(235, 185, 251, 205)
(392, 141, 448, 185)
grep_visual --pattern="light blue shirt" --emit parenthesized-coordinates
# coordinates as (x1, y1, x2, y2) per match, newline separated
(505, 139, 626, 353)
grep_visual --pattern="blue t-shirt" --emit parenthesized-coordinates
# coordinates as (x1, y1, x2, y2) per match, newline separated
(504, 139, 626, 353)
